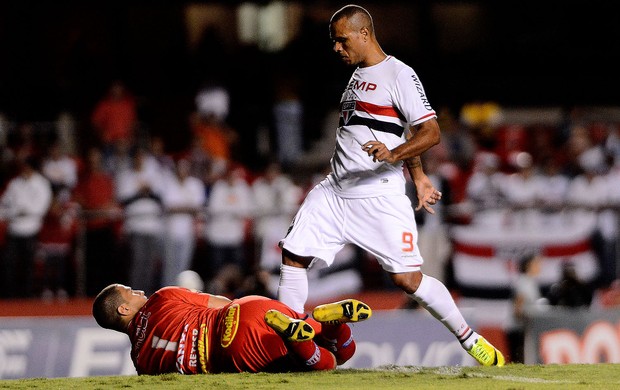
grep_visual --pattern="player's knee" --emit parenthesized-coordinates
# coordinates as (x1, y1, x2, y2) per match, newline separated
(390, 271, 423, 294)
(309, 348, 337, 371)
(282, 249, 312, 268)
(335, 341, 355, 365)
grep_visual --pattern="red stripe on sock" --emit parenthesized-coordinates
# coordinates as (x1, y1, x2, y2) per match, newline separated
(457, 326, 472, 341)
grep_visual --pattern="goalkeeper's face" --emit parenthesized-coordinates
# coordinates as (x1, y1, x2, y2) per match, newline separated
(118, 284, 148, 311)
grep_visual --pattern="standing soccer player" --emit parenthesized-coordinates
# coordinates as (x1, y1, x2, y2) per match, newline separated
(277, 4, 504, 367)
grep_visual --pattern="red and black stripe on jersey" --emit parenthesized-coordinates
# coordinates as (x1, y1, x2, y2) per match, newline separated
(339, 100, 406, 137)
(339, 115, 404, 137)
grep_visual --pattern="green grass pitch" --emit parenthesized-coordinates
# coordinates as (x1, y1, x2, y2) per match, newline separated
(2, 364, 620, 389)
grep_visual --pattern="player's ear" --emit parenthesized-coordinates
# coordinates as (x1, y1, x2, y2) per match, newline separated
(117, 303, 131, 317)
(360, 26, 369, 41)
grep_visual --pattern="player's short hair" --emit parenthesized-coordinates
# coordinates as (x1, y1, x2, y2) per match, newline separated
(92, 284, 126, 332)
(330, 4, 374, 35)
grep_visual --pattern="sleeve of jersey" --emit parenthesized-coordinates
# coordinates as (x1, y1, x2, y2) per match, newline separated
(393, 67, 437, 127)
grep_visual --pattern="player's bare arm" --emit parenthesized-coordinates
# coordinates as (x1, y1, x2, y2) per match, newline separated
(412, 171, 442, 214)
(362, 118, 440, 163)
(404, 125, 442, 213)
(362, 119, 442, 213)
(405, 156, 442, 214)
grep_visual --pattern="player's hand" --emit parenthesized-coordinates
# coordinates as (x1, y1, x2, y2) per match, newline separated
(414, 174, 442, 214)
(362, 141, 397, 163)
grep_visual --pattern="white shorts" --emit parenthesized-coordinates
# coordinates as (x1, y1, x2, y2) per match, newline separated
(280, 181, 423, 273)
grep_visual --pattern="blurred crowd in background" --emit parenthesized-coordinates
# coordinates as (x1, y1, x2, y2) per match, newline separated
(1, 80, 619, 310)
(0, 2, 619, 321)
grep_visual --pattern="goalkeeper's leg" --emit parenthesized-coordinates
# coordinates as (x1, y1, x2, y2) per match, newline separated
(288, 342, 337, 370)
(314, 321, 356, 365)
(265, 310, 336, 370)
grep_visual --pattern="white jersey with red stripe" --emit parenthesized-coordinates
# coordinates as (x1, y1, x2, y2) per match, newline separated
(326, 55, 437, 198)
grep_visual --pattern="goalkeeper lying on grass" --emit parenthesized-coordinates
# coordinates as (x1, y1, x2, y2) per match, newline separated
(93, 284, 371, 374)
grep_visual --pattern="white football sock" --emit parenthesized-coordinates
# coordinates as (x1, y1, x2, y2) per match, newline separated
(408, 274, 477, 349)
(277, 264, 308, 314)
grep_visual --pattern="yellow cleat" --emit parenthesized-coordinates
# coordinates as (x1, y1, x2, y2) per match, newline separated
(467, 336, 505, 367)
(265, 310, 315, 342)
(312, 299, 372, 324)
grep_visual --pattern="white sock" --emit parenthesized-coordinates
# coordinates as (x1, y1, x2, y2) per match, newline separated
(408, 274, 478, 349)
(277, 264, 308, 314)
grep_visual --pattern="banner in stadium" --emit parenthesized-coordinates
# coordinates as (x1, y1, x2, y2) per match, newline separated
(451, 216, 600, 289)
(526, 308, 620, 364)
(0, 317, 134, 379)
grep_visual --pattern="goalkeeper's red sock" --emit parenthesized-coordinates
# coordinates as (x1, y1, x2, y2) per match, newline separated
(288, 341, 336, 370)
(319, 323, 356, 365)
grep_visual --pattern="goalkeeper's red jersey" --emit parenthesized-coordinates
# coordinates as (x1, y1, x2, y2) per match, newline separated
(127, 287, 304, 374)
(127, 287, 216, 375)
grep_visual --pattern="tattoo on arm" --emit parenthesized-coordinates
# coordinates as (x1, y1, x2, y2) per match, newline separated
(405, 156, 422, 169)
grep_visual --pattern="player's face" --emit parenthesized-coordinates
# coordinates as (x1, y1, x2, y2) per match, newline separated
(330, 18, 365, 66)
(117, 284, 147, 308)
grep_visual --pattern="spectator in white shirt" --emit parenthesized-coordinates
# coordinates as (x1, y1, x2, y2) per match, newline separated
(501, 151, 542, 228)
(161, 158, 206, 287)
(41, 140, 78, 202)
(536, 156, 570, 227)
(252, 161, 303, 274)
(567, 151, 613, 288)
(0, 155, 52, 297)
(508, 253, 548, 363)
(115, 147, 165, 294)
(204, 164, 254, 282)
(465, 151, 506, 226)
